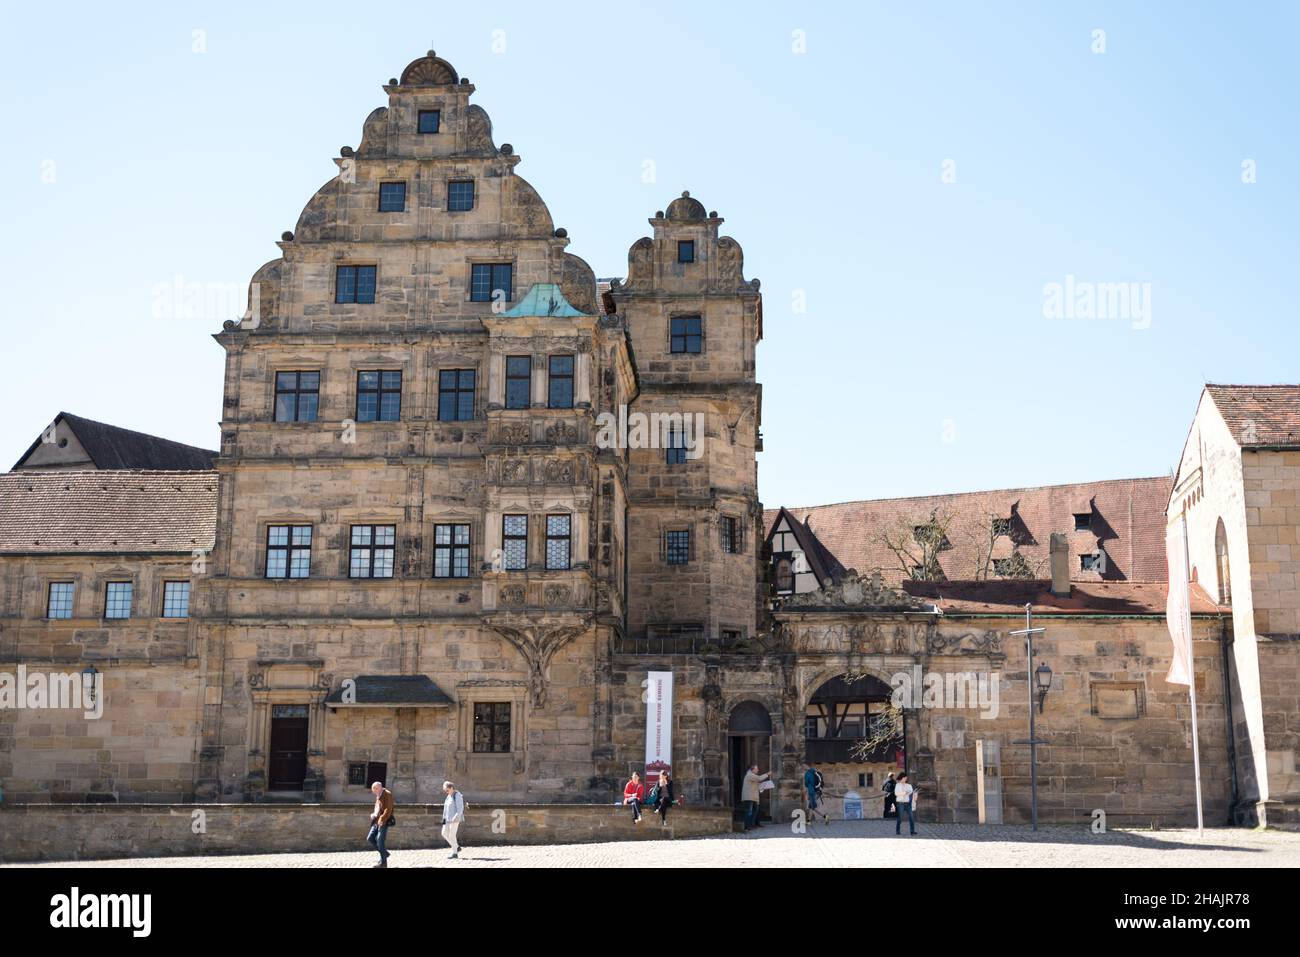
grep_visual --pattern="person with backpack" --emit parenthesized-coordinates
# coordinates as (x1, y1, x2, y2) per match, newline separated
(442, 780, 465, 859)
(623, 771, 645, 823)
(803, 760, 830, 826)
(894, 772, 917, 836)
(650, 770, 675, 827)
(882, 771, 898, 819)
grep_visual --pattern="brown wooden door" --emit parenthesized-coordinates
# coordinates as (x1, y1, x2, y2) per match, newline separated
(268, 705, 309, 790)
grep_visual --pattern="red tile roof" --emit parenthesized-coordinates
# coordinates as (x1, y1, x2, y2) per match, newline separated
(0, 470, 218, 554)
(1205, 384, 1300, 448)
(903, 579, 1222, 617)
(765, 476, 1171, 585)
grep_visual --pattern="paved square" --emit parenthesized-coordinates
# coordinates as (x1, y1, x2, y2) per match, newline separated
(11, 820, 1300, 868)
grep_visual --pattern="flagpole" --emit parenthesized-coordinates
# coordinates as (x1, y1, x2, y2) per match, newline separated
(1180, 510, 1205, 838)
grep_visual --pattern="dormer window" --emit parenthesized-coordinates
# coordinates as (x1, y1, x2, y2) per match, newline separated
(378, 182, 406, 212)
(1073, 512, 1091, 531)
(418, 110, 441, 134)
(677, 240, 695, 263)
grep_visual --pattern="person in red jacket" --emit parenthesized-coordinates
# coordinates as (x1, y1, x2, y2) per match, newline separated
(623, 771, 645, 823)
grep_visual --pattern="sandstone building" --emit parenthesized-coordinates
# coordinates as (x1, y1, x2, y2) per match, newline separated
(1, 51, 1297, 831)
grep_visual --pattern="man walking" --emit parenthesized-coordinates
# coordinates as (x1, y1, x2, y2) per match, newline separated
(803, 760, 830, 826)
(741, 764, 770, 832)
(894, 772, 916, 836)
(367, 780, 395, 868)
(882, 771, 897, 819)
(442, 780, 465, 859)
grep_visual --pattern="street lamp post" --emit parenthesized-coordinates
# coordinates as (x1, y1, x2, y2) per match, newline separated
(1011, 603, 1050, 830)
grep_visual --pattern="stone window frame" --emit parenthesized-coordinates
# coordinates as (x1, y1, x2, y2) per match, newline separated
(345, 354, 413, 424)
(668, 312, 705, 355)
(545, 512, 573, 571)
(335, 509, 403, 579)
(103, 579, 134, 620)
(547, 354, 575, 409)
(431, 512, 478, 580)
(1089, 680, 1146, 720)
(446, 179, 475, 212)
(664, 526, 693, 566)
(354, 368, 404, 423)
(455, 683, 528, 759)
(467, 260, 515, 303)
(40, 575, 81, 620)
(437, 366, 479, 422)
(261, 520, 315, 580)
(377, 180, 407, 213)
(161, 580, 191, 619)
(417, 109, 441, 134)
(677, 239, 696, 263)
(90, 566, 141, 622)
(720, 513, 744, 554)
(272, 369, 322, 423)
(334, 263, 379, 305)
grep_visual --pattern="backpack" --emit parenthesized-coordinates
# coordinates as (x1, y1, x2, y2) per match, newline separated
(812, 769, 824, 793)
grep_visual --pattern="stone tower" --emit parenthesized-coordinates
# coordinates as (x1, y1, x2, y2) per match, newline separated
(610, 192, 764, 649)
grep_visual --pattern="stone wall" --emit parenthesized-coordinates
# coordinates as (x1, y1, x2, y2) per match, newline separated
(0, 802, 735, 863)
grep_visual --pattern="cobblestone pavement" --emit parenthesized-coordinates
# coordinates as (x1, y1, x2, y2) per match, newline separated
(11, 819, 1300, 868)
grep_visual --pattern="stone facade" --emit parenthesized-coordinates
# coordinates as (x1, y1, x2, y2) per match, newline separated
(1, 52, 1295, 838)
(1172, 386, 1300, 825)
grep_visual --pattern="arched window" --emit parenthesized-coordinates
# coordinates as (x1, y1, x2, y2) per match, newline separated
(1215, 519, 1232, 605)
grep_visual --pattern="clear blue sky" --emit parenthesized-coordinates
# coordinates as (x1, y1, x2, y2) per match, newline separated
(2, 1, 1296, 508)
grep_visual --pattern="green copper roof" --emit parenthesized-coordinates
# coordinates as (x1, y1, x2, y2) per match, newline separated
(499, 283, 587, 318)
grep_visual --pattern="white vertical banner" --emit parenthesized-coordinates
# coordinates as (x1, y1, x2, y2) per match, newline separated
(644, 670, 673, 784)
(1164, 511, 1204, 835)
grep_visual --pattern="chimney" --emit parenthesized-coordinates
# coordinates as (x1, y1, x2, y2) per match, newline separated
(1049, 533, 1071, 597)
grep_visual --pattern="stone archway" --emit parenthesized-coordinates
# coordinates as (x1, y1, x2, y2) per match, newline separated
(802, 671, 902, 818)
(727, 700, 774, 819)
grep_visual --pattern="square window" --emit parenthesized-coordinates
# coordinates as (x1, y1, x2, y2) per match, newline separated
(548, 355, 574, 409)
(670, 315, 702, 354)
(666, 530, 690, 566)
(677, 240, 695, 263)
(447, 180, 475, 211)
(434, 523, 471, 579)
(378, 182, 406, 212)
(350, 525, 396, 579)
(418, 110, 440, 134)
(1073, 512, 1091, 531)
(357, 370, 402, 422)
(438, 368, 477, 421)
(473, 702, 511, 753)
(267, 525, 312, 579)
(162, 581, 191, 618)
(336, 265, 377, 304)
(347, 762, 367, 786)
(470, 263, 512, 303)
(505, 355, 531, 410)
(105, 581, 133, 619)
(47, 582, 74, 619)
(275, 371, 320, 423)
(546, 514, 571, 571)
(502, 515, 528, 571)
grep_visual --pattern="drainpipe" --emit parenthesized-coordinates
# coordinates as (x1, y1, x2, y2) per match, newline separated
(1217, 610, 1240, 825)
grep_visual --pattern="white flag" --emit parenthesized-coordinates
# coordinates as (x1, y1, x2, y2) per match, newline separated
(1165, 516, 1193, 686)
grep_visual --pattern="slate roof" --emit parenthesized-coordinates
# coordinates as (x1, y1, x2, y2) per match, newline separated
(13, 412, 218, 471)
(903, 579, 1223, 617)
(0, 470, 218, 554)
(324, 675, 453, 707)
(1205, 384, 1300, 448)
(765, 476, 1171, 585)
